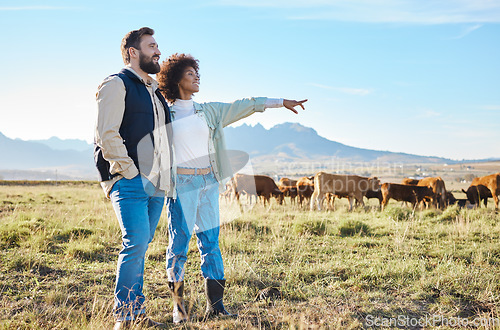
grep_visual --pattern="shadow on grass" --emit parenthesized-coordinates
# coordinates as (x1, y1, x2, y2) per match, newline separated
(51, 228, 94, 243)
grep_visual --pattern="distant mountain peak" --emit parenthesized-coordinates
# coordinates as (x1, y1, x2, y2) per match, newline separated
(239, 123, 265, 128)
(272, 122, 318, 135)
(223, 122, 456, 163)
(30, 136, 93, 152)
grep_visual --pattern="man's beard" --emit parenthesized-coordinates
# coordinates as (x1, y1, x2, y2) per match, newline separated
(139, 52, 160, 74)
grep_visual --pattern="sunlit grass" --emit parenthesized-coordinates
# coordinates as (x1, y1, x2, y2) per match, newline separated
(0, 183, 499, 328)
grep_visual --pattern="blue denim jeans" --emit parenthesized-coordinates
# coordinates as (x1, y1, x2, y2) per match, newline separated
(110, 174, 165, 321)
(166, 171, 225, 282)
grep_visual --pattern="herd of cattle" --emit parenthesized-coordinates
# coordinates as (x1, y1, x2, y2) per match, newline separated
(223, 172, 500, 211)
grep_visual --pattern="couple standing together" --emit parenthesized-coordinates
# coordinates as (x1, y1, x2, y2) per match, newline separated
(94, 27, 306, 328)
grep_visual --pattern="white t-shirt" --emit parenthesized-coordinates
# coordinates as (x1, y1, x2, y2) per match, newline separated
(171, 98, 211, 168)
(171, 97, 284, 169)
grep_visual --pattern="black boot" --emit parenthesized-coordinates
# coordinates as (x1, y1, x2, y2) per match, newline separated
(204, 279, 237, 319)
(168, 281, 188, 324)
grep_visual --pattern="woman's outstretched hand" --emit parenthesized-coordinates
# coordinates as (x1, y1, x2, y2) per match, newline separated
(283, 99, 308, 114)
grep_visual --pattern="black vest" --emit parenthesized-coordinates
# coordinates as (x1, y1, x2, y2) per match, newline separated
(94, 69, 172, 181)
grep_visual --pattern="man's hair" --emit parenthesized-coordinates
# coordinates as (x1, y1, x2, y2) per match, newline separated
(157, 53, 199, 103)
(121, 27, 155, 64)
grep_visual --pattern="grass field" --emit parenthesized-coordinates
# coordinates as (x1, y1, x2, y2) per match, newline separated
(1, 181, 500, 329)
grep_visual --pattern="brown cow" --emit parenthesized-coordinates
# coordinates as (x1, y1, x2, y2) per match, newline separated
(296, 176, 315, 208)
(279, 178, 296, 187)
(446, 191, 457, 206)
(310, 172, 380, 211)
(325, 192, 355, 210)
(220, 180, 235, 203)
(380, 183, 434, 211)
(462, 173, 500, 209)
(365, 189, 383, 207)
(233, 174, 283, 206)
(401, 178, 420, 185)
(278, 178, 298, 204)
(328, 190, 381, 210)
(418, 177, 447, 209)
(445, 191, 468, 208)
(402, 177, 447, 209)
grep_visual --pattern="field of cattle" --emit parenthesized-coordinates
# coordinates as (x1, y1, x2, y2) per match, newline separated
(1, 162, 499, 328)
(225, 167, 500, 214)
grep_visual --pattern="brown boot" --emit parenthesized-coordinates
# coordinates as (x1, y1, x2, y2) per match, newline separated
(204, 279, 237, 319)
(168, 281, 188, 324)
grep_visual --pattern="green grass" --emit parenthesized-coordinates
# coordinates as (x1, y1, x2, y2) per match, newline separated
(1, 183, 500, 329)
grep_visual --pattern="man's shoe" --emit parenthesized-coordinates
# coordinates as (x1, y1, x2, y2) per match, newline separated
(204, 279, 237, 319)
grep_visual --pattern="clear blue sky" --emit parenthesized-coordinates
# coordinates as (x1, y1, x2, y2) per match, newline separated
(1, 0, 499, 160)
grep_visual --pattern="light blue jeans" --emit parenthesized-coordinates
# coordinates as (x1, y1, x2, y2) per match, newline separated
(166, 171, 225, 282)
(110, 174, 165, 321)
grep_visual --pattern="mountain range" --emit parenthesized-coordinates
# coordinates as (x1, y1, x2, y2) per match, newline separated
(0, 123, 492, 180)
(224, 123, 452, 164)
(0, 133, 95, 180)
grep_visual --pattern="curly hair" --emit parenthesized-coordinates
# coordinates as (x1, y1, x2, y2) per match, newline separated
(157, 53, 199, 103)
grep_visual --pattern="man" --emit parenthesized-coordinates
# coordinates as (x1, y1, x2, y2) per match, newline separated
(94, 27, 171, 328)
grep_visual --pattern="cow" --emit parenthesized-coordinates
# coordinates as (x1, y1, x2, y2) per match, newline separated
(220, 180, 235, 203)
(462, 173, 500, 209)
(329, 189, 382, 210)
(278, 178, 298, 205)
(296, 176, 315, 208)
(325, 191, 357, 211)
(418, 177, 447, 209)
(445, 191, 468, 208)
(401, 178, 420, 185)
(446, 191, 457, 206)
(380, 182, 434, 211)
(279, 177, 296, 187)
(233, 174, 284, 206)
(365, 189, 383, 207)
(310, 172, 380, 211)
(401, 177, 447, 209)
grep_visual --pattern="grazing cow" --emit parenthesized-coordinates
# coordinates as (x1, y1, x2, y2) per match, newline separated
(456, 199, 469, 208)
(325, 192, 358, 210)
(446, 191, 457, 206)
(310, 172, 380, 211)
(402, 177, 447, 209)
(462, 173, 500, 209)
(332, 190, 381, 209)
(365, 189, 383, 207)
(278, 178, 298, 204)
(233, 174, 283, 206)
(445, 191, 468, 208)
(380, 183, 434, 211)
(296, 176, 315, 208)
(418, 177, 447, 209)
(326, 189, 381, 210)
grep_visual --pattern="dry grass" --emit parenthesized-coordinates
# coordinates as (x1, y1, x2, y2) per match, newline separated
(1, 182, 500, 329)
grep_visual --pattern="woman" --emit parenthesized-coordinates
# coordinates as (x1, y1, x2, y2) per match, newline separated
(157, 53, 306, 323)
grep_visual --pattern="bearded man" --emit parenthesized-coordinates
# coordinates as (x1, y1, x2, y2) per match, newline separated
(94, 27, 171, 329)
